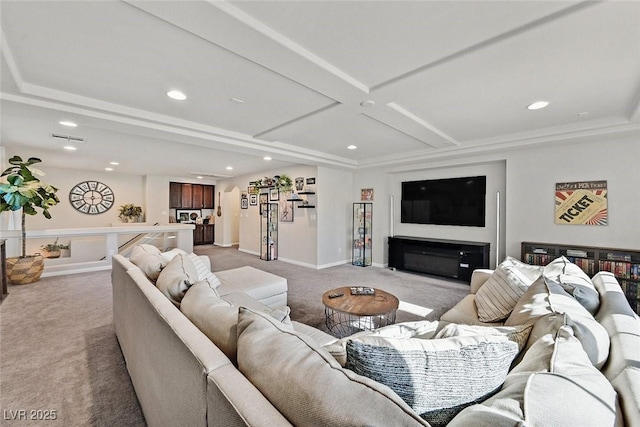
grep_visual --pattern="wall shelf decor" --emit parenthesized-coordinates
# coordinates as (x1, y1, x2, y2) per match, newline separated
(287, 191, 316, 208)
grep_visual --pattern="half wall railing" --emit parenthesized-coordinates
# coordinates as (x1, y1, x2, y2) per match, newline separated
(0, 224, 195, 278)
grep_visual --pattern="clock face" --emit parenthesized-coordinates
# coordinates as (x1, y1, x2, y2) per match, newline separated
(69, 181, 114, 214)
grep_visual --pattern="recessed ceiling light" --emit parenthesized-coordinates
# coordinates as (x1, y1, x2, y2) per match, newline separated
(347, 145, 358, 150)
(225, 166, 233, 170)
(59, 121, 77, 127)
(263, 156, 272, 161)
(167, 90, 187, 101)
(229, 97, 245, 104)
(109, 161, 119, 165)
(196, 176, 204, 179)
(526, 101, 549, 110)
(360, 100, 375, 108)
(577, 111, 589, 117)
(63, 145, 77, 151)
(105, 167, 114, 171)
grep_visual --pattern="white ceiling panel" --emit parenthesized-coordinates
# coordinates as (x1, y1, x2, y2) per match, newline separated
(1, 1, 639, 176)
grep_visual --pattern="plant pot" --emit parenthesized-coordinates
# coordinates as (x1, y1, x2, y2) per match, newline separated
(41, 249, 61, 259)
(6, 254, 45, 285)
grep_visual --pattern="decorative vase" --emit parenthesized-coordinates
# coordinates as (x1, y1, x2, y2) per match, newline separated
(41, 249, 61, 259)
(6, 254, 45, 284)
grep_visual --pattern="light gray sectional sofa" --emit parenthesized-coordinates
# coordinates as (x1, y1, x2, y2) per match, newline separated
(112, 247, 640, 426)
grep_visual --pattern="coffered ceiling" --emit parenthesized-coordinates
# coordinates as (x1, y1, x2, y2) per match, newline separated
(1, 1, 639, 178)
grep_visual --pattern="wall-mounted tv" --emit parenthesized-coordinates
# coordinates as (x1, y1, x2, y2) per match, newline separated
(401, 176, 486, 227)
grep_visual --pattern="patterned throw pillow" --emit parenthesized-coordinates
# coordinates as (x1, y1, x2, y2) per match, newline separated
(187, 252, 221, 290)
(345, 333, 521, 426)
(235, 308, 429, 427)
(474, 257, 542, 322)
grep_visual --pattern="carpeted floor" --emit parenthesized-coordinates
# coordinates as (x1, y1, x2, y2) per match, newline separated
(0, 245, 469, 426)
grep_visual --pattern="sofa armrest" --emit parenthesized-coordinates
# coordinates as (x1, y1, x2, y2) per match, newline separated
(470, 269, 494, 294)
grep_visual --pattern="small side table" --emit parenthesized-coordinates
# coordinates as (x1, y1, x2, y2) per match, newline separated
(322, 287, 399, 338)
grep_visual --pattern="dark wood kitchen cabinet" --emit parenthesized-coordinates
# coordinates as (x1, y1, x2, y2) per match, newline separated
(170, 182, 216, 210)
(194, 224, 215, 245)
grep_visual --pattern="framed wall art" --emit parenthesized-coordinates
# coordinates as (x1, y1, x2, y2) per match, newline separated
(555, 180, 608, 225)
(279, 191, 294, 222)
(176, 209, 201, 223)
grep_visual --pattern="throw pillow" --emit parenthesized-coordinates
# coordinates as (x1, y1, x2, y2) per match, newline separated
(505, 275, 610, 369)
(130, 244, 166, 281)
(236, 308, 429, 427)
(160, 247, 188, 263)
(434, 323, 532, 352)
(345, 333, 521, 426)
(187, 252, 221, 290)
(324, 320, 442, 367)
(449, 325, 617, 427)
(543, 255, 591, 282)
(155, 253, 198, 307)
(558, 274, 600, 315)
(180, 284, 292, 365)
(474, 257, 542, 322)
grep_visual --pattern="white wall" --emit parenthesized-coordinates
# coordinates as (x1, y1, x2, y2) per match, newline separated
(219, 165, 321, 267)
(504, 134, 640, 258)
(317, 166, 353, 268)
(353, 132, 639, 269)
(355, 160, 506, 268)
(24, 166, 145, 230)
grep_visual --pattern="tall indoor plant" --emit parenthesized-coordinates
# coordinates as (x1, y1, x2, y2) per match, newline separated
(0, 156, 60, 284)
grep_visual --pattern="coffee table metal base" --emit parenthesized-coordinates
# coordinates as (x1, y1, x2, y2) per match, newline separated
(324, 307, 397, 338)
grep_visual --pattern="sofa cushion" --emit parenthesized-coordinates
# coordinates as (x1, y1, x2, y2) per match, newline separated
(505, 275, 610, 369)
(215, 266, 287, 303)
(130, 244, 166, 281)
(440, 294, 503, 326)
(474, 257, 542, 322)
(181, 284, 291, 365)
(155, 253, 198, 307)
(187, 252, 221, 290)
(344, 331, 522, 426)
(448, 325, 617, 427)
(236, 307, 429, 427)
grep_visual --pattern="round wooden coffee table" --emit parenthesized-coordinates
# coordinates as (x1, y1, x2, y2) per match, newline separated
(322, 287, 399, 338)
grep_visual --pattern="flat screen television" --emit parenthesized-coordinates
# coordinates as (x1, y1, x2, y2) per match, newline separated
(401, 176, 486, 227)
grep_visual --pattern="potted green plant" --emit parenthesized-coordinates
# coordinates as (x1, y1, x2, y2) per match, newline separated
(0, 156, 60, 284)
(275, 174, 293, 192)
(118, 203, 143, 222)
(40, 237, 70, 259)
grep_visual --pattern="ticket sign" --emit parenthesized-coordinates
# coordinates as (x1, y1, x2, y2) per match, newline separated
(555, 181, 608, 225)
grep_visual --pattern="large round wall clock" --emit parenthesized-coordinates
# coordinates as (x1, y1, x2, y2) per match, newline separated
(69, 181, 114, 214)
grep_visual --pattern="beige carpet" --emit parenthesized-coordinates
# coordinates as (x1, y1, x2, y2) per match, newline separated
(0, 246, 469, 426)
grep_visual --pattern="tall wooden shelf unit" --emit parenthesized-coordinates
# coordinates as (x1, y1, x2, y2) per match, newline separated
(522, 242, 640, 315)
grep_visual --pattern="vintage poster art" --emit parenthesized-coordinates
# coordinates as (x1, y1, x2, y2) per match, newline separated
(555, 180, 607, 225)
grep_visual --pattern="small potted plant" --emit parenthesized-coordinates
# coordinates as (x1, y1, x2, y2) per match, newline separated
(118, 204, 143, 223)
(0, 156, 60, 284)
(40, 238, 70, 259)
